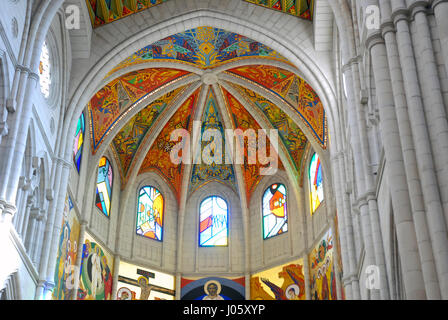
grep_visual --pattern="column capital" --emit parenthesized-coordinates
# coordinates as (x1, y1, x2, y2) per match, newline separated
(432, 0, 448, 9)
(365, 31, 385, 52)
(391, 8, 410, 26)
(380, 20, 396, 37)
(408, 1, 430, 19)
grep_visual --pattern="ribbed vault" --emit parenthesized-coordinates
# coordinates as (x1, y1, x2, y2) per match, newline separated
(86, 26, 326, 204)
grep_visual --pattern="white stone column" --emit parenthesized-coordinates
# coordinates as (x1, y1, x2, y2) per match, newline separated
(330, 218, 343, 299)
(19, 194, 34, 238)
(432, 0, 448, 79)
(31, 209, 47, 266)
(368, 33, 427, 299)
(390, 0, 448, 298)
(379, 0, 444, 299)
(111, 254, 120, 300)
(408, 1, 448, 230)
(36, 158, 71, 300)
(302, 253, 311, 300)
(330, 152, 353, 299)
(176, 272, 182, 300)
(24, 207, 39, 253)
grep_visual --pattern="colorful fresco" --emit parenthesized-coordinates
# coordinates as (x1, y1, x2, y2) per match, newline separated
(107, 26, 290, 77)
(181, 276, 245, 300)
(85, 0, 169, 28)
(136, 186, 164, 241)
(199, 196, 229, 247)
(309, 229, 337, 300)
(77, 233, 114, 300)
(262, 183, 288, 239)
(190, 88, 236, 194)
(111, 86, 185, 179)
(245, 0, 314, 21)
(227, 65, 326, 148)
(116, 261, 175, 300)
(309, 152, 324, 214)
(221, 87, 283, 204)
(233, 84, 308, 173)
(138, 89, 200, 202)
(251, 259, 306, 300)
(88, 68, 190, 153)
(52, 195, 80, 300)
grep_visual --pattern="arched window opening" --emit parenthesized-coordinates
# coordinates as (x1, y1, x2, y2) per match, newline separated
(136, 186, 164, 241)
(199, 196, 228, 247)
(73, 113, 85, 173)
(39, 41, 51, 98)
(95, 157, 113, 217)
(262, 183, 288, 240)
(309, 153, 324, 214)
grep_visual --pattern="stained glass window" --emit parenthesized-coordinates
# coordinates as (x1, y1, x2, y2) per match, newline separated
(73, 113, 85, 173)
(95, 157, 113, 217)
(262, 183, 288, 239)
(199, 196, 228, 247)
(136, 186, 164, 241)
(39, 41, 51, 98)
(309, 153, 324, 214)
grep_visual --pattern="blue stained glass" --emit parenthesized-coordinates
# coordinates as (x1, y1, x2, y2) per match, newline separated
(199, 196, 228, 247)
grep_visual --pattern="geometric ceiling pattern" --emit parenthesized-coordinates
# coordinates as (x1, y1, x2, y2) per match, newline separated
(106, 26, 292, 77)
(85, 1, 315, 28)
(87, 26, 326, 203)
(88, 68, 191, 153)
(231, 83, 309, 173)
(245, 0, 315, 21)
(227, 65, 326, 148)
(190, 88, 237, 195)
(138, 88, 200, 201)
(85, 0, 168, 28)
(112, 86, 187, 180)
(221, 87, 285, 204)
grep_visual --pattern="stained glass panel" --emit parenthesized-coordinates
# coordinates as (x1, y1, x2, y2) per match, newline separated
(95, 157, 113, 217)
(309, 153, 324, 214)
(136, 186, 164, 241)
(39, 41, 51, 98)
(73, 113, 85, 173)
(199, 196, 228, 247)
(262, 183, 288, 239)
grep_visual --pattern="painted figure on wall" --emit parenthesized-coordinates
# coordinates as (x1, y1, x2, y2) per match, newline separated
(309, 229, 337, 300)
(52, 196, 80, 300)
(77, 239, 113, 300)
(181, 277, 245, 300)
(202, 281, 225, 300)
(251, 260, 306, 300)
(116, 262, 176, 300)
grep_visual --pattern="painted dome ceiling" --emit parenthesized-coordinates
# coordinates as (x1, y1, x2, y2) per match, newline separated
(85, 0, 315, 29)
(87, 26, 326, 203)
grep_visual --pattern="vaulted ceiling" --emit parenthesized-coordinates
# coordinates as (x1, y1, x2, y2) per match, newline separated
(85, 0, 314, 29)
(87, 26, 326, 203)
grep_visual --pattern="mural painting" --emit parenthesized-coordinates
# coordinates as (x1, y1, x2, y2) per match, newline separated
(77, 233, 114, 300)
(52, 195, 80, 300)
(116, 261, 175, 300)
(309, 228, 337, 300)
(251, 259, 306, 300)
(181, 276, 245, 300)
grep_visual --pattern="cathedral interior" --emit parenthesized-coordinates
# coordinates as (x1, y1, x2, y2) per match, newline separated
(0, 0, 448, 301)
